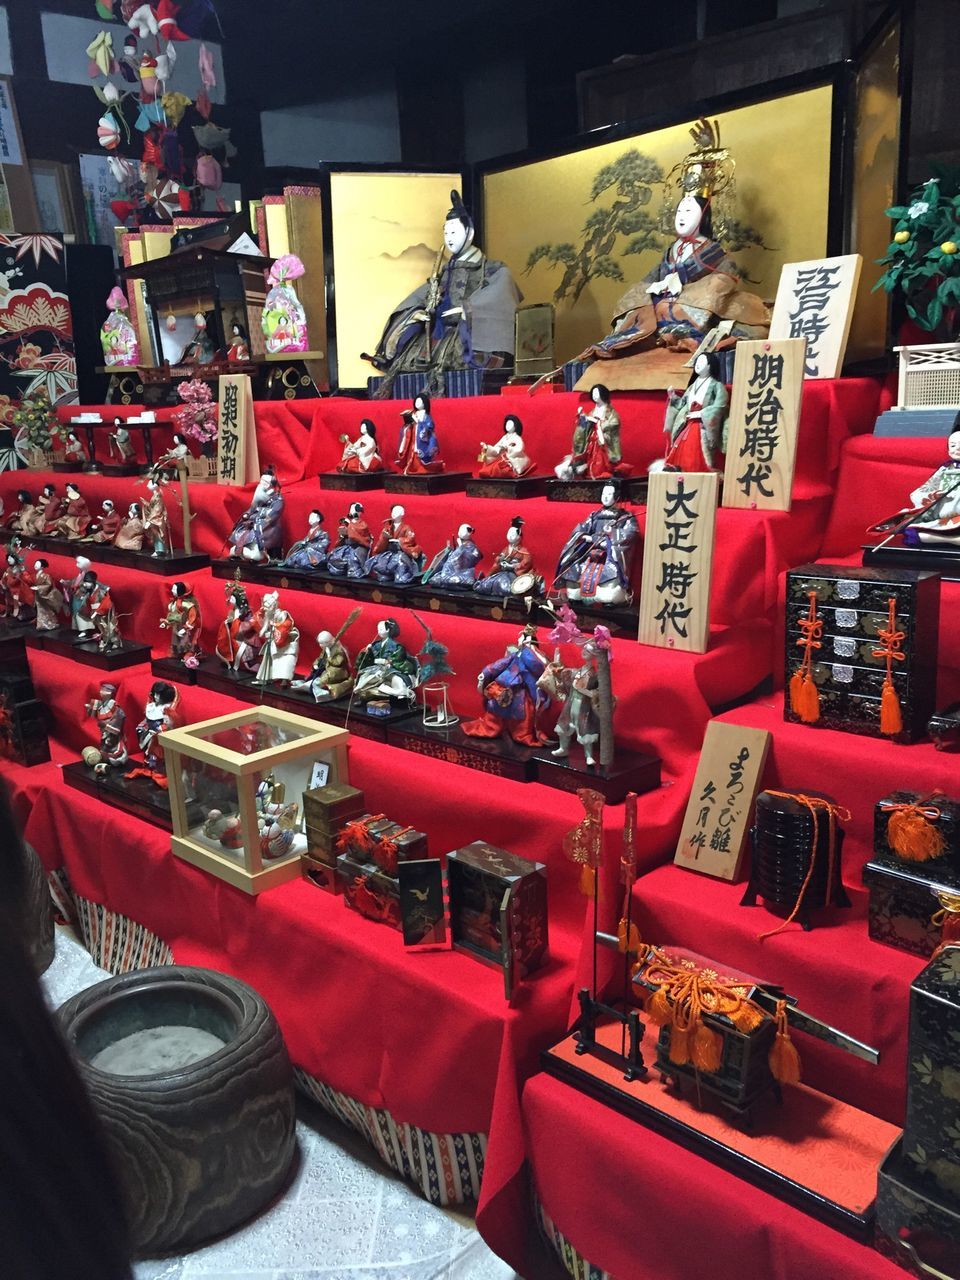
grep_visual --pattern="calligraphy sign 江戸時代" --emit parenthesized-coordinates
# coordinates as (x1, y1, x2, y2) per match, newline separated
(674, 720, 772, 880)
(769, 254, 862, 379)
(722, 338, 805, 512)
(217, 374, 260, 487)
(638, 470, 719, 654)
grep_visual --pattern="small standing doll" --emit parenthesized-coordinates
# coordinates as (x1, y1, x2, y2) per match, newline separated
(555, 385, 628, 481)
(160, 581, 202, 667)
(143, 478, 172, 556)
(654, 351, 728, 474)
(216, 581, 263, 675)
(84, 681, 128, 769)
(395, 395, 444, 474)
(476, 414, 535, 479)
(81, 570, 122, 652)
(29, 559, 64, 631)
(462, 625, 552, 747)
(134, 682, 180, 777)
(1, 551, 34, 622)
(108, 418, 137, 467)
(253, 591, 300, 687)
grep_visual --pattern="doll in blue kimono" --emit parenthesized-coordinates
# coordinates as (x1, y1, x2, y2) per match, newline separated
(395, 395, 444, 475)
(280, 510, 329, 571)
(423, 523, 482, 589)
(227, 469, 285, 563)
(462, 625, 551, 746)
(326, 502, 373, 578)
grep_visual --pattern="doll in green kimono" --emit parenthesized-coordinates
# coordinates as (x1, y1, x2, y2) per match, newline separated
(652, 351, 729, 473)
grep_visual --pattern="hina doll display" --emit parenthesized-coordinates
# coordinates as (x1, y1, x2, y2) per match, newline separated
(227, 322, 250, 362)
(227, 469, 284, 563)
(1, 553, 34, 622)
(475, 517, 540, 598)
(279, 510, 329, 571)
(252, 591, 300, 687)
(554, 483, 640, 607)
(84, 682, 128, 768)
(337, 420, 385, 474)
(576, 189, 770, 375)
(364, 190, 520, 396)
(423, 523, 482, 589)
(870, 426, 960, 547)
(143, 480, 171, 556)
(262, 255, 309, 355)
(135, 681, 179, 773)
(462, 625, 551, 746)
(100, 287, 139, 368)
(160, 582, 202, 666)
(63, 433, 86, 465)
(154, 433, 191, 473)
(115, 502, 145, 551)
(326, 502, 373, 578)
(395, 396, 444, 475)
(555, 385, 628, 481)
(109, 419, 137, 466)
(654, 352, 729, 473)
(30, 559, 64, 631)
(365, 505, 424, 585)
(476, 415, 535, 479)
(62, 556, 93, 636)
(353, 619, 420, 706)
(89, 499, 122, 544)
(215, 582, 262, 675)
(80, 570, 122, 651)
(53, 483, 92, 539)
(291, 627, 355, 702)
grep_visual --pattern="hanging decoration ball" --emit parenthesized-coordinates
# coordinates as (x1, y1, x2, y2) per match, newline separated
(941, 241, 958, 255)
(165, 312, 178, 333)
(894, 230, 911, 244)
(97, 113, 121, 150)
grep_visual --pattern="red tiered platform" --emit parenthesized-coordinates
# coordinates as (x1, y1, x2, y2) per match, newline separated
(0, 377, 934, 1276)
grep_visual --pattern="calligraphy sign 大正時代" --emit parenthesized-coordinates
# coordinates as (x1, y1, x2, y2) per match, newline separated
(638, 470, 718, 654)
(217, 374, 260, 487)
(769, 254, 862, 379)
(722, 338, 805, 512)
(674, 721, 772, 880)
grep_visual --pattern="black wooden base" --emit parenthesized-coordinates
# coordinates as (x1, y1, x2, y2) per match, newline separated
(465, 475, 550, 499)
(862, 541, 960, 583)
(101, 462, 146, 477)
(29, 629, 152, 671)
(61, 759, 195, 831)
(383, 471, 471, 495)
(211, 559, 640, 638)
(0, 617, 39, 641)
(533, 745, 662, 803)
(24, 533, 208, 575)
(318, 471, 388, 491)
(386, 718, 538, 781)
(547, 477, 648, 505)
(51, 461, 85, 473)
(151, 655, 200, 687)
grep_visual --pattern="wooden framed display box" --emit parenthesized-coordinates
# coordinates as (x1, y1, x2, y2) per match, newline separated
(162, 707, 349, 895)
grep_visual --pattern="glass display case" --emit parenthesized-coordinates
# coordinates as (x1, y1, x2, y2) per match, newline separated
(162, 708, 350, 894)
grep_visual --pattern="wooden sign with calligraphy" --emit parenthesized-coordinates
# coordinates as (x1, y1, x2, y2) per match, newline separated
(674, 721, 772, 880)
(217, 374, 260, 487)
(769, 254, 862, 379)
(638, 470, 719, 654)
(722, 338, 805, 512)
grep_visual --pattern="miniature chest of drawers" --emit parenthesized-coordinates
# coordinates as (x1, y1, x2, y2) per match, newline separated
(446, 841, 548, 977)
(784, 563, 940, 742)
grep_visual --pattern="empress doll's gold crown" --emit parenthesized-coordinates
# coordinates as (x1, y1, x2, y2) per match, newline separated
(666, 117, 735, 200)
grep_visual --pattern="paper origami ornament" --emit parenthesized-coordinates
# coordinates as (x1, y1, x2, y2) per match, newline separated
(86, 31, 115, 77)
(97, 112, 121, 150)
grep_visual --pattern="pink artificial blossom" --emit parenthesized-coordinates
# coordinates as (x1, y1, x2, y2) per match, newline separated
(173, 378, 218, 446)
(268, 254, 305, 286)
(106, 286, 128, 311)
(591, 624, 613, 663)
(548, 603, 585, 647)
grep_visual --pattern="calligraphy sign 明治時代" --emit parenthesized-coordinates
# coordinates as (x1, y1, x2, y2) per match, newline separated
(770, 254, 862, 379)
(674, 721, 772, 880)
(639, 470, 718, 654)
(217, 374, 259, 487)
(722, 338, 805, 512)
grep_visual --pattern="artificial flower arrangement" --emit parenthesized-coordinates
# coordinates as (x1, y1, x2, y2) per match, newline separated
(173, 377, 218, 451)
(14, 387, 61, 466)
(875, 172, 960, 334)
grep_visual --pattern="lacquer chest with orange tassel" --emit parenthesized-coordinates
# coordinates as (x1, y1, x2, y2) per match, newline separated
(784, 564, 940, 743)
(864, 790, 960, 957)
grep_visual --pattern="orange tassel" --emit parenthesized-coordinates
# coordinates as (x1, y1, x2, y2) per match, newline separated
(797, 675, 820, 724)
(691, 1021, 723, 1073)
(617, 918, 642, 954)
(729, 1002, 764, 1033)
(789, 670, 804, 715)
(647, 988, 673, 1027)
(880, 679, 903, 737)
(768, 1000, 802, 1084)
(668, 1024, 691, 1065)
(888, 809, 946, 862)
(579, 864, 597, 897)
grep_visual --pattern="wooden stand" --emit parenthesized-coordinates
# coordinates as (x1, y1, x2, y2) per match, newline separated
(318, 471, 388, 491)
(62, 759, 188, 831)
(547, 477, 648, 505)
(23, 533, 208, 576)
(29, 628, 152, 671)
(466, 475, 550, 500)
(533, 745, 661, 803)
(151, 655, 199, 687)
(51, 460, 85, 474)
(383, 471, 471, 496)
(862, 541, 960, 583)
(386, 718, 538, 781)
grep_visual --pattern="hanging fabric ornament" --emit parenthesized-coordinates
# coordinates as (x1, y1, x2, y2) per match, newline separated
(97, 112, 121, 151)
(141, 129, 163, 168)
(135, 100, 166, 131)
(108, 153, 137, 188)
(156, 0, 190, 40)
(154, 179, 184, 219)
(161, 91, 191, 127)
(262, 255, 310, 354)
(96, 0, 117, 19)
(194, 88, 212, 120)
(94, 80, 121, 107)
(873, 597, 905, 737)
(165, 309, 178, 333)
(121, 0, 142, 20)
(195, 153, 222, 190)
(86, 31, 116, 77)
(127, 3, 159, 38)
(100, 287, 139, 367)
(198, 42, 216, 90)
(138, 53, 160, 102)
(789, 590, 822, 724)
